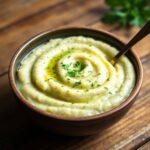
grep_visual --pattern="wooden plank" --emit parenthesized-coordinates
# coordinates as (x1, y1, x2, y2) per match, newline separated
(138, 141, 150, 150)
(0, 54, 149, 149)
(0, 0, 66, 29)
(0, 0, 105, 75)
(0, 74, 32, 141)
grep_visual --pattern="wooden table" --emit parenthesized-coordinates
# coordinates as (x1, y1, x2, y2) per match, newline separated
(0, 0, 150, 149)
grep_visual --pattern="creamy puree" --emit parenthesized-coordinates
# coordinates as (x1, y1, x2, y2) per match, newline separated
(17, 36, 135, 117)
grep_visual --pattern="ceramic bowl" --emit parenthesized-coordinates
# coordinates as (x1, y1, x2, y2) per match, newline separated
(9, 27, 143, 136)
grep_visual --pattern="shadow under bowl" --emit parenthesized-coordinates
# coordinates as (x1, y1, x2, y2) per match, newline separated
(9, 26, 143, 136)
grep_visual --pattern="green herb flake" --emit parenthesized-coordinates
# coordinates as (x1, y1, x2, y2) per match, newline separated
(73, 61, 80, 68)
(85, 89, 89, 92)
(73, 81, 81, 87)
(91, 83, 94, 87)
(61, 63, 69, 70)
(61, 61, 87, 78)
(108, 91, 113, 94)
(107, 77, 110, 81)
(67, 71, 76, 77)
(88, 79, 92, 83)
(45, 77, 52, 82)
(97, 84, 101, 87)
(55, 43, 60, 47)
(104, 87, 109, 90)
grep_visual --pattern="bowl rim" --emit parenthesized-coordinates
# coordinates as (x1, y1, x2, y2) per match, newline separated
(9, 26, 143, 122)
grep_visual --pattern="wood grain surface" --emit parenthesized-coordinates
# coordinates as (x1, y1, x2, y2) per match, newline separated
(0, 0, 150, 149)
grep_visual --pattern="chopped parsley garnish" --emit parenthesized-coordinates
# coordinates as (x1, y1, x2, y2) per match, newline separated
(61, 63, 69, 70)
(104, 87, 109, 90)
(61, 61, 87, 77)
(73, 61, 80, 67)
(97, 84, 101, 87)
(73, 61, 87, 71)
(85, 89, 89, 92)
(104, 87, 113, 94)
(109, 91, 113, 94)
(67, 70, 76, 77)
(73, 81, 81, 87)
(107, 77, 110, 81)
(45, 77, 52, 82)
(91, 83, 94, 87)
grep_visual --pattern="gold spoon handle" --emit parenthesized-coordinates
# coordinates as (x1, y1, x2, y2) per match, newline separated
(112, 20, 150, 64)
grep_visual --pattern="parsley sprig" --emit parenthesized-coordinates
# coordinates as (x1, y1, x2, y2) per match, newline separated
(102, 0, 150, 27)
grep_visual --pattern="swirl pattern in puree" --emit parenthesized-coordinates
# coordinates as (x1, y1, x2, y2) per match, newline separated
(17, 36, 135, 117)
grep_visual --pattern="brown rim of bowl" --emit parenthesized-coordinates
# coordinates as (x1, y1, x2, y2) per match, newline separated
(9, 26, 143, 122)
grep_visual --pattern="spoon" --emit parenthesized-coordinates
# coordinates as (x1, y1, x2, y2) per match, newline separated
(111, 20, 150, 65)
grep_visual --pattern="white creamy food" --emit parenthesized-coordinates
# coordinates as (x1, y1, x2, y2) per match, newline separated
(17, 36, 135, 117)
